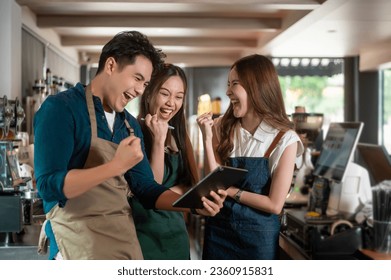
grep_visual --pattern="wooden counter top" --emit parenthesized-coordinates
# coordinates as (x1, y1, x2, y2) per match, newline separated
(359, 249, 391, 260)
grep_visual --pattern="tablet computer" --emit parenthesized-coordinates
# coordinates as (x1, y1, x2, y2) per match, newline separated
(172, 165, 248, 209)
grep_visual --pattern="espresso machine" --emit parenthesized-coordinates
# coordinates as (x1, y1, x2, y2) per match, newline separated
(285, 113, 324, 206)
(0, 95, 42, 252)
(0, 95, 28, 191)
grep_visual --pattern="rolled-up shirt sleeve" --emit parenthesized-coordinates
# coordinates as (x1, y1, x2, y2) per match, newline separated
(34, 96, 75, 204)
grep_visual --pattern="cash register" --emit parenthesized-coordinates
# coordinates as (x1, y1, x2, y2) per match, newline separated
(282, 122, 372, 259)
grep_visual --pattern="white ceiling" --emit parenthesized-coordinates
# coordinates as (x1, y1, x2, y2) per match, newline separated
(16, 0, 391, 70)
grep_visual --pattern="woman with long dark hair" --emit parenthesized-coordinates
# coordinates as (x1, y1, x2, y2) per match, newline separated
(131, 64, 200, 259)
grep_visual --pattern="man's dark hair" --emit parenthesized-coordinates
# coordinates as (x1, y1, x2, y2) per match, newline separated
(96, 31, 166, 76)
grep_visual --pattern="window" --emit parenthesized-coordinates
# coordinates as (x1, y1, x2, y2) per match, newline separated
(279, 73, 344, 135)
(382, 69, 391, 154)
(275, 57, 344, 135)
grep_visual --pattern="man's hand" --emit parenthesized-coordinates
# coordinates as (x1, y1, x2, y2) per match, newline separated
(112, 135, 143, 175)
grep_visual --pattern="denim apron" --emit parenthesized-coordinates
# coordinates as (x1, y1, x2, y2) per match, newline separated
(46, 85, 143, 259)
(202, 131, 284, 260)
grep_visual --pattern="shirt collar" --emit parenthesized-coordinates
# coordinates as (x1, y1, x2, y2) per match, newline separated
(239, 120, 277, 142)
(89, 93, 126, 121)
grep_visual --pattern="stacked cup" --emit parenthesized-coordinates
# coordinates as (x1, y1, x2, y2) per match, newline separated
(372, 181, 391, 253)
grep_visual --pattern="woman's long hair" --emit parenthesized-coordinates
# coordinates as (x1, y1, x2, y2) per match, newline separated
(218, 54, 293, 163)
(138, 64, 198, 186)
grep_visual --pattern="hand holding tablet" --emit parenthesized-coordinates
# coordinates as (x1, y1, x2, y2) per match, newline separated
(172, 166, 248, 209)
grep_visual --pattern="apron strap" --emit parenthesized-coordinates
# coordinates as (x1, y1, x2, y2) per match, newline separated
(264, 130, 285, 158)
(124, 119, 134, 136)
(85, 85, 98, 138)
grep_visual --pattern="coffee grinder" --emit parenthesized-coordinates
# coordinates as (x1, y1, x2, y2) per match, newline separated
(286, 113, 324, 206)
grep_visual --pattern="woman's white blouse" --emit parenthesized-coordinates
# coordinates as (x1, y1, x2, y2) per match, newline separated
(214, 118, 304, 174)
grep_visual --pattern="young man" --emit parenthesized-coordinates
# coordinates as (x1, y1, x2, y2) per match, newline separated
(34, 31, 226, 260)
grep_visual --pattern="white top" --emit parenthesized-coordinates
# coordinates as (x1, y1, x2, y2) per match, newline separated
(104, 111, 116, 132)
(214, 117, 304, 174)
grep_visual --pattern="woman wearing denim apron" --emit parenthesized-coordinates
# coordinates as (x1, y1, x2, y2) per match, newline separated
(198, 54, 304, 259)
